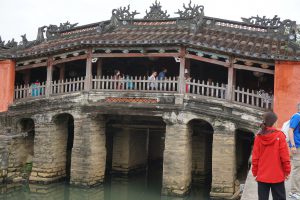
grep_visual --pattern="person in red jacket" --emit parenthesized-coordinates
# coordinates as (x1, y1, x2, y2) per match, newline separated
(252, 111, 291, 200)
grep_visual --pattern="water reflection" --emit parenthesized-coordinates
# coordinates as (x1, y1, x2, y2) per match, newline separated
(0, 171, 211, 200)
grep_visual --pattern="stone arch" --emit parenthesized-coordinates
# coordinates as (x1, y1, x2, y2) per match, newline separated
(51, 113, 74, 182)
(235, 128, 255, 184)
(187, 119, 214, 189)
(10, 118, 35, 180)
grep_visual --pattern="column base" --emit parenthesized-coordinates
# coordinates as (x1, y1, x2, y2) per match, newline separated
(210, 185, 235, 199)
(111, 164, 147, 175)
(161, 185, 191, 197)
(70, 178, 104, 188)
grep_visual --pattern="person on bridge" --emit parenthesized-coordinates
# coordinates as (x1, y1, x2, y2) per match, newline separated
(288, 103, 300, 200)
(252, 111, 291, 200)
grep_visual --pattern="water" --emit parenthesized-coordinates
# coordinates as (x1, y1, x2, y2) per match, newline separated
(0, 165, 211, 200)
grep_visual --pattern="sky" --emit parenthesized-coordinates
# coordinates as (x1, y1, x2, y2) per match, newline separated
(0, 0, 299, 42)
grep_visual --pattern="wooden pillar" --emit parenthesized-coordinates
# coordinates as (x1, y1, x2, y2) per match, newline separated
(226, 57, 236, 101)
(59, 64, 65, 81)
(45, 57, 53, 97)
(96, 59, 103, 77)
(179, 47, 186, 94)
(85, 48, 92, 91)
(24, 69, 31, 85)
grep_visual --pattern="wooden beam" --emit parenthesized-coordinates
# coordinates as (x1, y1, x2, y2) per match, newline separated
(15, 62, 47, 71)
(92, 53, 180, 58)
(85, 48, 92, 91)
(233, 63, 274, 75)
(59, 63, 65, 80)
(23, 69, 31, 85)
(96, 58, 103, 77)
(46, 57, 53, 97)
(179, 47, 186, 94)
(226, 57, 236, 101)
(186, 54, 230, 67)
(52, 55, 87, 65)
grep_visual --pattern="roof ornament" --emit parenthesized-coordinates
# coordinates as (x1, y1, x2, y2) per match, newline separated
(175, 0, 204, 19)
(36, 26, 47, 42)
(144, 0, 170, 20)
(176, 1, 205, 34)
(0, 37, 5, 48)
(241, 15, 297, 34)
(97, 5, 139, 34)
(112, 5, 139, 20)
(4, 38, 18, 49)
(45, 21, 78, 39)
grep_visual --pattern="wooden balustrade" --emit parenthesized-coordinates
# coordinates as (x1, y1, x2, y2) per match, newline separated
(233, 87, 273, 109)
(186, 80, 227, 99)
(51, 77, 85, 95)
(14, 76, 273, 110)
(14, 82, 46, 99)
(92, 76, 178, 92)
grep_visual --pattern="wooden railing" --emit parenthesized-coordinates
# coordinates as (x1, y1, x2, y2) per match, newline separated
(51, 77, 85, 95)
(233, 87, 273, 109)
(186, 80, 227, 99)
(14, 82, 46, 99)
(14, 77, 273, 110)
(92, 76, 178, 92)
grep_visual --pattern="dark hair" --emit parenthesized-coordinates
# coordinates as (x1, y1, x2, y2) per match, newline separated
(260, 111, 278, 130)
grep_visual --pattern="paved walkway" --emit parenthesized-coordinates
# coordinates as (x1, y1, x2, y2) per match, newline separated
(241, 169, 291, 200)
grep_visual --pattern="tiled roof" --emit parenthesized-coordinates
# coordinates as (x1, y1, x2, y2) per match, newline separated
(1, 2, 299, 62)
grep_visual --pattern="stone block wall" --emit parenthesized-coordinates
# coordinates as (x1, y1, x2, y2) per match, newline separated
(30, 117, 68, 183)
(112, 128, 148, 173)
(162, 123, 192, 196)
(70, 116, 107, 186)
(210, 120, 236, 198)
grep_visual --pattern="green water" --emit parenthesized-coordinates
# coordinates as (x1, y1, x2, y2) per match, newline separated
(0, 165, 211, 200)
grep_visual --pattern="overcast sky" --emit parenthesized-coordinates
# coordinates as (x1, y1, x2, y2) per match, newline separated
(0, 0, 299, 42)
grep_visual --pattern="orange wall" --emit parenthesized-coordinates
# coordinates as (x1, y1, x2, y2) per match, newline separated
(274, 61, 300, 127)
(0, 60, 15, 112)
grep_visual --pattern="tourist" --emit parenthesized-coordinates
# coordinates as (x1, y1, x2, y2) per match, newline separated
(157, 68, 167, 90)
(148, 71, 157, 90)
(289, 103, 300, 200)
(157, 68, 167, 80)
(252, 111, 291, 200)
(185, 73, 191, 93)
(31, 80, 40, 96)
(113, 70, 123, 90)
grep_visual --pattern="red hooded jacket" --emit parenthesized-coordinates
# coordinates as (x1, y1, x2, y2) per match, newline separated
(252, 127, 291, 183)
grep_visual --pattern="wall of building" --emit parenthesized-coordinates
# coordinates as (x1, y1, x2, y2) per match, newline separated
(274, 61, 300, 126)
(0, 60, 15, 112)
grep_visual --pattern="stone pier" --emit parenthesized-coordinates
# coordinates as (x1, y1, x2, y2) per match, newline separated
(162, 122, 192, 196)
(29, 115, 65, 183)
(70, 115, 107, 186)
(210, 120, 237, 198)
(112, 127, 148, 173)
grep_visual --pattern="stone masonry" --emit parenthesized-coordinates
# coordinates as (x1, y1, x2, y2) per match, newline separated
(112, 127, 148, 173)
(162, 122, 192, 196)
(29, 114, 68, 183)
(70, 115, 107, 186)
(210, 120, 237, 198)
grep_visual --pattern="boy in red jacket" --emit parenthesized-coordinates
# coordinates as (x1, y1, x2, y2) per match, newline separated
(252, 111, 291, 200)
